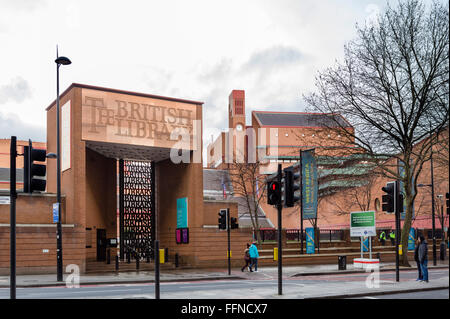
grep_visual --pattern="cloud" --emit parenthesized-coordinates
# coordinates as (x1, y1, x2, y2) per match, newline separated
(241, 45, 305, 73)
(0, 77, 32, 104)
(0, 0, 46, 12)
(0, 112, 46, 142)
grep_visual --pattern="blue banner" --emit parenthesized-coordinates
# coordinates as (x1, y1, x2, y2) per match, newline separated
(302, 150, 318, 219)
(52, 203, 59, 223)
(398, 159, 414, 220)
(176, 197, 188, 228)
(306, 227, 315, 254)
(408, 228, 415, 251)
(362, 237, 369, 252)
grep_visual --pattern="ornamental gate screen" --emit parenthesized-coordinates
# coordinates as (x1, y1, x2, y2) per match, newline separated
(119, 159, 155, 260)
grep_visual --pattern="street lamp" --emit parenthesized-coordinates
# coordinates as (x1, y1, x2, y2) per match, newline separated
(55, 50, 71, 282)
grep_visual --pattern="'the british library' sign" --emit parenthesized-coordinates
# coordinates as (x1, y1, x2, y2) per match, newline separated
(81, 89, 199, 150)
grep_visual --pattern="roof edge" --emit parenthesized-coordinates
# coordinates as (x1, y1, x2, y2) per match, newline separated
(46, 83, 204, 111)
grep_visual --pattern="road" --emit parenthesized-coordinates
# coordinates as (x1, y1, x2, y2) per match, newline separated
(0, 268, 447, 299)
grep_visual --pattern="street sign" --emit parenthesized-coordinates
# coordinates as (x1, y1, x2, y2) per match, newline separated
(350, 211, 376, 237)
(52, 203, 59, 223)
(0, 196, 10, 205)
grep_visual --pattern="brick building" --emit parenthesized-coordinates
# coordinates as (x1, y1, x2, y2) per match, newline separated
(206, 90, 449, 233)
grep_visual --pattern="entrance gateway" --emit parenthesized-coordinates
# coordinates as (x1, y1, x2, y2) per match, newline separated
(43, 83, 206, 272)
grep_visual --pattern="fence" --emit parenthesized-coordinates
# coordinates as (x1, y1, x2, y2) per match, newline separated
(259, 228, 345, 242)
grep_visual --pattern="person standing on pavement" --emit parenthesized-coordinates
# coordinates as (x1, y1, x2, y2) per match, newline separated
(418, 235, 428, 283)
(241, 243, 251, 272)
(249, 241, 259, 272)
(414, 239, 422, 281)
(389, 230, 395, 245)
(379, 230, 386, 246)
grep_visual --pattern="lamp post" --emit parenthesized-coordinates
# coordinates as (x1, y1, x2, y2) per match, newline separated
(55, 51, 71, 281)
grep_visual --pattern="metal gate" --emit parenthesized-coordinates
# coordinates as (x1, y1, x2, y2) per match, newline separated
(119, 159, 155, 260)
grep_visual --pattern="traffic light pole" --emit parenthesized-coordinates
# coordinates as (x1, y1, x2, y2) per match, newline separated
(277, 164, 282, 295)
(395, 201, 400, 282)
(227, 208, 231, 276)
(10, 136, 16, 299)
(299, 150, 304, 255)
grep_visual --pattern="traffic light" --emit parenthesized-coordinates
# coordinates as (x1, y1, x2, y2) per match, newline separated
(218, 209, 227, 230)
(446, 192, 449, 215)
(230, 217, 238, 229)
(284, 168, 300, 207)
(267, 180, 281, 205)
(24, 140, 47, 193)
(381, 181, 396, 213)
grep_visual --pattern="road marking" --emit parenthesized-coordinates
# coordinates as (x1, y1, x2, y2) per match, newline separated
(363, 296, 378, 299)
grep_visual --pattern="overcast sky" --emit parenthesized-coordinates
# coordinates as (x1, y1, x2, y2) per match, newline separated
(0, 0, 439, 163)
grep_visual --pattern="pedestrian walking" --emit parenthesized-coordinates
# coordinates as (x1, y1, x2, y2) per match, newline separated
(379, 230, 386, 246)
(418, 235, 429, 283)
(241, 243, 251, 272)
(414, 239, 422, 281)
(248, 241, 259, 272)
(389, 230, 395, 246)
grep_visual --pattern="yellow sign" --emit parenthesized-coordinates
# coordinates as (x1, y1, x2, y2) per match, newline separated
(399, 244, 403, 255)
(273, 248, 278, 261)
(159, 249, 165, 264)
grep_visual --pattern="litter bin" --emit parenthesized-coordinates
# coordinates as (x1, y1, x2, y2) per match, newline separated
(338, 255, 346, 270)
(440, 242, 446, 260)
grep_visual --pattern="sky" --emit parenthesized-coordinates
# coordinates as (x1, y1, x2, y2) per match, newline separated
(0, 0, 438, 164)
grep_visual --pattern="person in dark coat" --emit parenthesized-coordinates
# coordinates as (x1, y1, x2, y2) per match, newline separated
(241, 243, 251, 272)
(414, 239, 423, 281)
(418, 235, 428, 283)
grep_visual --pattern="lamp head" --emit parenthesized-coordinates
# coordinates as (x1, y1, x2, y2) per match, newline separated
(55, 56, 71, 65)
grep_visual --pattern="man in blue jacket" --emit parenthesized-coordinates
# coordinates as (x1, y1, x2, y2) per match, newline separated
(249, 241, 259, 272)
(418, 235, 428, 283)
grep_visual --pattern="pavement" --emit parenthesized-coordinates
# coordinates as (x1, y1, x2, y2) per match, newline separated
(0, 260, 448, 299)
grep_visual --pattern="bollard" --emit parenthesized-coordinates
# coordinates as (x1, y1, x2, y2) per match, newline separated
(165, 248, 169, 263)
(136, 254, 140, 270)
(175, 253, 179, 268)
(106, 249, 110, 264)
(127, 252, 131, 264)
(115, 255, 119, 271)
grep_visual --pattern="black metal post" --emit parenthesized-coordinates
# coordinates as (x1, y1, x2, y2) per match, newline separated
(430, 150, 437, 266)
(55, 60, 63, 282)
(155, 240, 160, 299)
(227, 208, 231, 275)
(115, 255, 119, 271)
(277, 164, 282, 295)
(299, 150, 304, 255)
(395, 181, 400, 282)
(10, 136, 16, 299)
(119, 159, 124, 261)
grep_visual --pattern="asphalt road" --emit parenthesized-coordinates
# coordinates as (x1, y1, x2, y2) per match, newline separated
(0, 268, 447, 299)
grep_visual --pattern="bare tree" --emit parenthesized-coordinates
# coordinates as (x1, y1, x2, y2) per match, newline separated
(227, 161, 267, 244)
(304, 0, 449, 266)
